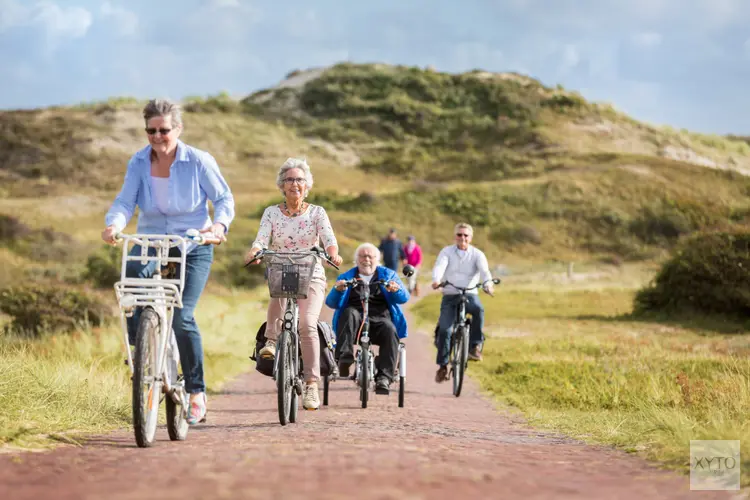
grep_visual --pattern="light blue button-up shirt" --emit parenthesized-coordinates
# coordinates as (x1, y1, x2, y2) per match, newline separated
(105, 140, 235, 250)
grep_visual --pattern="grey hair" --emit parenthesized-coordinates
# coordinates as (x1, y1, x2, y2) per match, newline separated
(454, 222, 474, 235)
(143, 99, 183, 128)
(353, 243, 381, 265)
(276, 157, 314, 196)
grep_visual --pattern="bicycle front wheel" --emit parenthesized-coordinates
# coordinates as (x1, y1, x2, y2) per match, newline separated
(360, 345, 370, 409)
(452, 327, 468, 398)
(133, 307, 162, 447)
(276, 330, 293, 426)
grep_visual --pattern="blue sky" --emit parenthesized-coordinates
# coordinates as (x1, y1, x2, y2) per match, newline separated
(1, 0, 749, 134)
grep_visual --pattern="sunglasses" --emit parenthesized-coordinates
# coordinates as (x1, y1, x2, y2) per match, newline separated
(283, 177, 306, 185)
(456, 233, 471, 238)
(145, 127, 172, 135)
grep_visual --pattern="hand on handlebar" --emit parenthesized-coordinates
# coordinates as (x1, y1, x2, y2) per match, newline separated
(328, 252, 343, 267)
(101, 225, 119, 246)
(334, 279, 348, 292)
(244, 247, 264, 266)
(199, 223, 227, 245)
(385, 280, 400, 293)
(431, 281, 442, 290)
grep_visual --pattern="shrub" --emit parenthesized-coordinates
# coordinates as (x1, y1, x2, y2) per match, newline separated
(0, 214, 31, 241)
(633, 230, 750, 316)
(82, 245, 121, 288)
(0, 284, 112, 335)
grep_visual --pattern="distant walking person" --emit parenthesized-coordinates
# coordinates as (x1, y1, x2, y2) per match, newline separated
(403, 235, 423, 296)
(378, 228, 405, 272)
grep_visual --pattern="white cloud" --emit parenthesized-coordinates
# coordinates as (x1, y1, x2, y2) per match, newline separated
(0, 0, 27, 32)
(631, 32, 662, 48)
(560, 44, 580, 72)
(32, 2, 92, 39)
(101, 2, 138, 38)
(211, 0, 241, 7)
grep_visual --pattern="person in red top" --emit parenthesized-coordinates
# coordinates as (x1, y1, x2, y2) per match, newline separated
(403, 235, 423, 296)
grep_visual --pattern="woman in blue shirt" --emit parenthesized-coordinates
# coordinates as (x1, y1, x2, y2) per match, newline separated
(101, 99, 235, 425)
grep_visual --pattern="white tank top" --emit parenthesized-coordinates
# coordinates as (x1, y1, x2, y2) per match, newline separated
(150, 176, 170, 214)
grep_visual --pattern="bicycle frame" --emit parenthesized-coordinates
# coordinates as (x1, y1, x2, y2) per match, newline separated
(346, 278, 389, 385)
(272, 298, 301, 384)
(113, 234, 188, 400)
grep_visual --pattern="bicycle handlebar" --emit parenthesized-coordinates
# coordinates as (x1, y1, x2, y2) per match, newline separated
(438, 278, 501, 293)
(339, 278, 392, 289)
(114, 229, 222, 248)
(247, 246, 340, 270)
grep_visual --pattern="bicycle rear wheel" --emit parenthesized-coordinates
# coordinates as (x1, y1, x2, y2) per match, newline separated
(276, 330, 293, 426)
(133, 308, 162, 448)
(360, 344, 370, 409)
(165, 332, 188, 441)
(452, 326, 467, 397)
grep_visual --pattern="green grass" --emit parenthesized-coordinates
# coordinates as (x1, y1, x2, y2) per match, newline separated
(0, 289, 266, 448)
(412, 276, 750, 485)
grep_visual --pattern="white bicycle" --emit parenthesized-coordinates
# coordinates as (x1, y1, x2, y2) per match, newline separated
(113, 229, 219, 448)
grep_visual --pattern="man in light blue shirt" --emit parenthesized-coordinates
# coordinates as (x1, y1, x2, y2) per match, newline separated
(431, 223, 494, 381)
(102, 99, 234, 425)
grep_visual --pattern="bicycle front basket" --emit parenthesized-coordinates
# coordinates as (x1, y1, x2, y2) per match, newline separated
(266, 254, 317, 299)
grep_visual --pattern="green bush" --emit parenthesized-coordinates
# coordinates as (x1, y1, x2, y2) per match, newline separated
(0, 214, 31, 242)
(183, 92, 239, 113)
(82, 245, 121, 288)
(0, 284, 112, 335)
(633, 230, 750, 316)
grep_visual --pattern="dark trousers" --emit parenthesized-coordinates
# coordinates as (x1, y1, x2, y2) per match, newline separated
(435, 293, 484, 366)
(335, 307, 399, 381)
(126, 244, 213, 394)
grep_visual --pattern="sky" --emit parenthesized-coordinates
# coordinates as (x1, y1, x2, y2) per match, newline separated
(1, 0, 750, 134)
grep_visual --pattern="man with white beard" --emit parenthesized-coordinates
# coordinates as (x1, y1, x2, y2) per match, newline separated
(325, 243, 410, 395)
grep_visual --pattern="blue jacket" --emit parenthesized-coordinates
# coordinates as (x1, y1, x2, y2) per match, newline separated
(325, 266, 410, 339)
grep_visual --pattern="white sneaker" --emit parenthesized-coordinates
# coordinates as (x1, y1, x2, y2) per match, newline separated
(259, 339, 276, 359)
(303, 383, 320, 410)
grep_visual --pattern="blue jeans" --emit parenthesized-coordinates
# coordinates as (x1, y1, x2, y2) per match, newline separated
(435, 293, 484, 366)
(126, 244, 213, 394)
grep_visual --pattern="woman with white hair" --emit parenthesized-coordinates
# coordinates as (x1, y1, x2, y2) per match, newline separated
(324, 242, 410, 395)
(244, 157, 343, 410)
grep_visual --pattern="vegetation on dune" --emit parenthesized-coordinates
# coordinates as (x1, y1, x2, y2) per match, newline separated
(634, 231, 750, 318)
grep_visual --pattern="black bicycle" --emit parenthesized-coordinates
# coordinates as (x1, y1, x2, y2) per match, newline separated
(437, 278, 500, 397)
(338, 265, 414, 408)
(249, 246, 338, 425)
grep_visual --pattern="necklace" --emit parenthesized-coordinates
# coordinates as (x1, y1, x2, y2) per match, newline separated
(283, 201, 307, 217)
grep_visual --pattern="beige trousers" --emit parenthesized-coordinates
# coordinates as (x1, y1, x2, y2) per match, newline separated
(264, 276, 326, 383)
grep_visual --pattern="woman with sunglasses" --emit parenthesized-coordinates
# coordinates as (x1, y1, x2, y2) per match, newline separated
(431, 223, 494, 381)
(244, 158, 343, 410)
(101, 98, 235, 424)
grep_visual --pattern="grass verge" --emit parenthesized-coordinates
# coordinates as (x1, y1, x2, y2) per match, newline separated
(411, 280, 750, 486)
(0, 288, 266, 449)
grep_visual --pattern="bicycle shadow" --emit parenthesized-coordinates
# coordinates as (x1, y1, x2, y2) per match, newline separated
(208, 408, 276, 415)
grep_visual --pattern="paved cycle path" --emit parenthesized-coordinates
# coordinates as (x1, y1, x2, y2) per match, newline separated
(0, 303, 735, 499)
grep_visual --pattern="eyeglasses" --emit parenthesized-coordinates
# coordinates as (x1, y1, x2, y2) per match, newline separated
(283, 177, 306, 185)
(145, 128, 172, 135)
(456, 233, 471, 238)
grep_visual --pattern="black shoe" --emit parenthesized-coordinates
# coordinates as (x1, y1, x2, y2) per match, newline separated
(338, 356, 353, 377)
(435, 365, 449, 383)
(375, 378, 390, 395)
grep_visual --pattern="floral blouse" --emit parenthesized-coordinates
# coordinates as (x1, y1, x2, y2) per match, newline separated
(252, 204, 338, 279)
